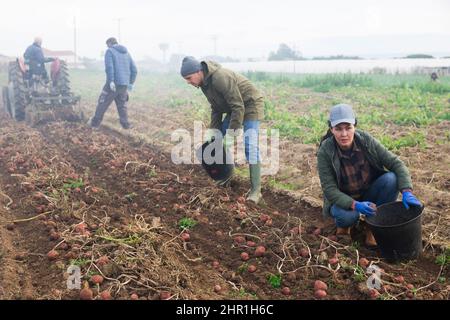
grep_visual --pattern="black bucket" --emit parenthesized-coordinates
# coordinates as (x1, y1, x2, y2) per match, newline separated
(366, 201, 424, 262)
(196, 139, 234, 182)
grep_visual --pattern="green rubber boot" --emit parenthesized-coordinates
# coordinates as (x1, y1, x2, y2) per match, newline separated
(247, 163, 262, 204)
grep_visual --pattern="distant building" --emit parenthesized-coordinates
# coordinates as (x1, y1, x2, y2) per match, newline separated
(416, 66, 450, 76)
(42, 48, 84, 69)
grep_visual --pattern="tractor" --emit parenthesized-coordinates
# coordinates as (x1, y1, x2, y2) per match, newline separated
(2, 58, 83, 126)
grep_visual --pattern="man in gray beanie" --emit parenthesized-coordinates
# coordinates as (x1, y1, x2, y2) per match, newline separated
(180, 56, 202, 78)
(181, 56, 265, 204)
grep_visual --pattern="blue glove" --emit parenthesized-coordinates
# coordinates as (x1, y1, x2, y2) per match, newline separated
(355, 201, 376, 216)
(402, 191, 421, 209)
(109, 81, 116, 92)
(127, 84, 134, 92)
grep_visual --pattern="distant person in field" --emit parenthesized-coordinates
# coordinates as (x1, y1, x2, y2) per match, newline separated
(23, 37, 55, 83)
(180, 56, 265, 204)
(430, 72, 438, 81)
(89, 37, 137, 129)
(317, 104, 422, 248)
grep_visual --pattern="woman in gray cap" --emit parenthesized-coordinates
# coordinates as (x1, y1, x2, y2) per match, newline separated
(317, 104, 421, 248)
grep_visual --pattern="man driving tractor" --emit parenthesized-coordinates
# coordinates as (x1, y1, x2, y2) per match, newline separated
(23, 37, 55, 85)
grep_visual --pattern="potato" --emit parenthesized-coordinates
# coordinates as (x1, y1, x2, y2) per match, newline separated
(281, 287, 291, 296)
(100, 290, 112, 300)
(394, 275, 405, 283)
(248, 265, 257, 273)
(96, 256, 110, 266)
(181, 233, 190, 242)
(80, 288, 93, 300)
(91, 275, 104, 285)
(159, 291, 171, 300)
(314, 289, 327, 299)
(246, 241, 256, 247)
(313, 228, 322, 236)
(299, 248, 309, 258)
(328, 257, 339, 265)
(314, 280, 328, 291)
(369, 288, 380, 299)
(47, 250, 59, 260)
(212, 261, 220, 269)
(214, 285, 222, 293)
(65, 251, 77, 259)
(130, 293, 139, 300)
(91, 187, 99, 193)
(286, 272, 297, 281)
(254, 246, 266, 257)
(241, 252, 250, 261)
(49, 231, 60, 241)
(358, 258, 369, 268)
(259, 214, 270, 222)
(75, 222, 88, 233)
(234, 236, 246, 244)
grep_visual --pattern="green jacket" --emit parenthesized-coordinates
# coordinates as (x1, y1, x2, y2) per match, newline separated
(200, 61, 264, 130)
(317, 130, 413, 218)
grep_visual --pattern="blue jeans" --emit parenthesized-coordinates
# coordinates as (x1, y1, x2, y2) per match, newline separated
(221, 116, 260, 164)
(331, 172, 399, 228)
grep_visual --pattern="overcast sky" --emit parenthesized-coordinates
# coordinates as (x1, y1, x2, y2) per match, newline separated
(0, 0, 449, 60)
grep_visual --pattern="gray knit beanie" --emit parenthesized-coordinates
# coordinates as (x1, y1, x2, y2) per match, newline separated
(180, 56, 202, 77)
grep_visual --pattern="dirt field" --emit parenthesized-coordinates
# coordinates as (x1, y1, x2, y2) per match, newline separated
(0, 109, 448, 300)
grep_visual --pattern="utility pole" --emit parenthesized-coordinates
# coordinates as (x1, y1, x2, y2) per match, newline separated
(210, 34, 218, 56)
(115, 18, 123, 43)
(73, 16, 77, 66)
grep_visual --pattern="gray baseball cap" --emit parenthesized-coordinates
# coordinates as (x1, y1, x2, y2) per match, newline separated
(329, 104, 356, 127)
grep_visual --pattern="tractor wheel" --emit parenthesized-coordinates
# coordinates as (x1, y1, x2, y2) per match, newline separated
(54, 60, 71, 95)
(8, 61, 27, 121)
(2, 86, 11, 116)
